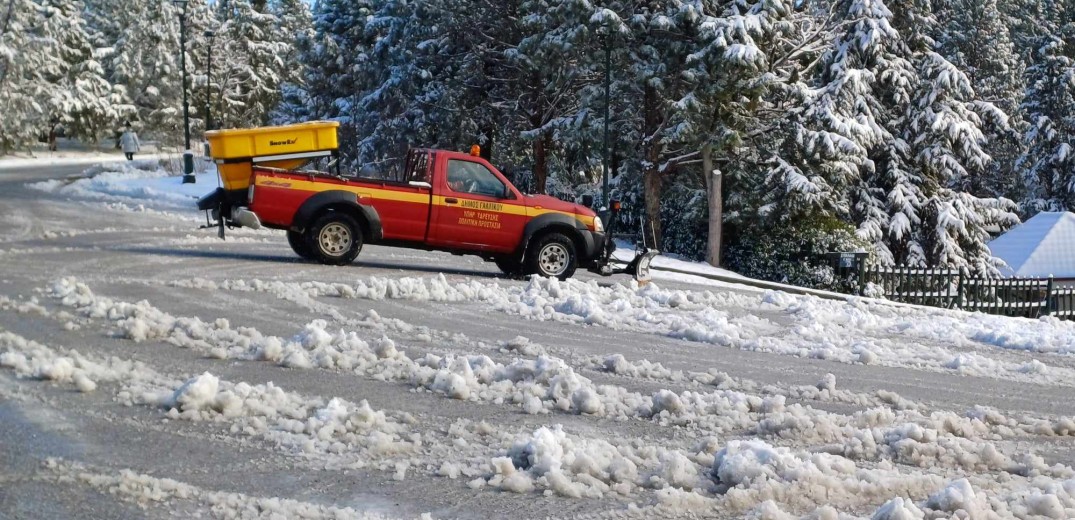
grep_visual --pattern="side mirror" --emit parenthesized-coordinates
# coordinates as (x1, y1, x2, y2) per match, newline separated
(581, 194, 594, 207)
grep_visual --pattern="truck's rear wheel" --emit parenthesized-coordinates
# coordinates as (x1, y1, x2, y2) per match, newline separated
(525, 233, 577, 280)
(306, 212, 363, 265)
(287, 230, 313, 260)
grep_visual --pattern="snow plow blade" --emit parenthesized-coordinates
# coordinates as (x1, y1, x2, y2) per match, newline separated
(588, 198, 659, 283)
(591, 246, 659, 283)
(628, 249, 659, 283)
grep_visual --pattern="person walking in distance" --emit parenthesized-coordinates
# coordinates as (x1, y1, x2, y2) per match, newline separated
(120, 124, 141, 161)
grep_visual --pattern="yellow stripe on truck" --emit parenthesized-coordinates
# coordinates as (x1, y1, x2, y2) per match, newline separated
(255, 176, 596, 229)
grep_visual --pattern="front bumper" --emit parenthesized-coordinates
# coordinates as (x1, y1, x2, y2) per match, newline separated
(580, 230, 610, 264)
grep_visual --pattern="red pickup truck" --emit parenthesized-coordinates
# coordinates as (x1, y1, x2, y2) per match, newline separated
(203, 147, 654, 280)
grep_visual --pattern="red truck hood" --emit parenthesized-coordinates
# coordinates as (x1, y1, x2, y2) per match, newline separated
(524, 194, 594, 217)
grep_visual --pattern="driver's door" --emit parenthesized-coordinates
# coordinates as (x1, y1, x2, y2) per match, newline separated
(428, 157, 523, 252)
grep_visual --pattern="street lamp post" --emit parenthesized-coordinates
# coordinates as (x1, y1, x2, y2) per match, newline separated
(204, 30, 215, 132)
(172, 0, 195, 184)
(602, 31, 612, 207)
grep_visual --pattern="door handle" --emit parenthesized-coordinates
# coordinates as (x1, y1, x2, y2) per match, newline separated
(444, 198, 458, 204)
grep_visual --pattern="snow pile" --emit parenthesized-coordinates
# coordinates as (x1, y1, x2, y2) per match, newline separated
(481, 425, 709, 498)
(44, 459, 424, 520)
(48, 278, 1075, 449)
(34, 277, 1075, 515)
(924, 479, 996, 517)
(767, 290, 1075, 359)
(871, 497, 925, 520)
(0, 330, 168, 394)
(211, 273, 1075, 386)
(712, 439, 943, 513)
(0, 326, 423, 472)
(1005, 479, 1075, 519)
(219, 275, 503, 305)
(600, 354, 683, 381)
(27, 161, 216, 212)
(498, 336, 547, 357)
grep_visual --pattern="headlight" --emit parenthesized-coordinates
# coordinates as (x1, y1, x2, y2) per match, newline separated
(593, 216, 604, 232)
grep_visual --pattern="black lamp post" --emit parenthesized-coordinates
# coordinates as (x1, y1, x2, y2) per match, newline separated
(172, 0, 195, 184)
(597, 16, 617, 207)
(602, 31, 612, 206)
(204, 30, 215, 132)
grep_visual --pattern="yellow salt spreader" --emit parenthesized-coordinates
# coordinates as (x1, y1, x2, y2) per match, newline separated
(197, 121, 340, 237)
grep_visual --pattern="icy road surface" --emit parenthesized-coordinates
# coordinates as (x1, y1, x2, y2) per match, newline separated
(2, 163, 1074, 519)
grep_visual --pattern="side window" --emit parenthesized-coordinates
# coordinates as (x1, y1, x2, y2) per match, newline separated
(447, 160, 506, 198)
(405, 151, 431, 184)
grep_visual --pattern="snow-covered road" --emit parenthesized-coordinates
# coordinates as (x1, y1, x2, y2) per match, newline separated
(2, 163, 1074, 519)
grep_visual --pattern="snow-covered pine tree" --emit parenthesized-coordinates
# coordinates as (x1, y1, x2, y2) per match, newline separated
(611, 1, 709, 250)
(265, 0, 312, 127)
(909, 51, 1019, 272)
(0, 0, 80, 151)
(180, 0, 220, 134)
(1020, 35, 1075, 211)
(38, 0, 122, 144)
(351, 0, 454, 163)
(936, 0, 1024, 198)
(680, 0, 812, 266)
(503, 0, 600, 194)
(1003, 0, 1063, 58)
(775, 0, 917, 265)
(287, 0, 377, 159)
(778, 0, 1016, 272)
(214, 0, 290, 128)
(85, 0, 184, 141)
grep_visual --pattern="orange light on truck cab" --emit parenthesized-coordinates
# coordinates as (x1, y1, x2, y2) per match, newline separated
(469, 145, 481, 157)
(611, 200, 622, 211)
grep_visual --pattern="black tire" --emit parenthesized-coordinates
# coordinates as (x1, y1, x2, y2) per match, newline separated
(287, 230, 313, 260)
(494, 256, 522, 277)
(524, 232, 577, 280)
(305, 212, 363, 266)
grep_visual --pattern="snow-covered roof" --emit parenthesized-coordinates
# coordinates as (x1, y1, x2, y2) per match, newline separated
(988, 211, 1075, 278)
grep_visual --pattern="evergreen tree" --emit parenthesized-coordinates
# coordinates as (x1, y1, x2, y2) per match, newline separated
(937, 0, 1024, 198)
(1, 0, 55, 151)
(1020, 35, 1075, 211)
(214, 0, 291, 128)
(777, 0, 1016, 271)
(41, 0, 121, 143)
(85, 0, 184, 141)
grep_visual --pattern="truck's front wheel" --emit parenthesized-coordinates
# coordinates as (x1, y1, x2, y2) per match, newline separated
(306, 212, 363, 266)
(525, 233, 577, 280)
(494, 256, 522, 277)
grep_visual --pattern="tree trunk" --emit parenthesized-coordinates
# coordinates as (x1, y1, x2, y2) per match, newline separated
(702, 142, 722, 267)
(642, 85, 662, 249)
(533, 129, 549, 195)
(480, 124, 493, 162)
(643, 164, 662, 249)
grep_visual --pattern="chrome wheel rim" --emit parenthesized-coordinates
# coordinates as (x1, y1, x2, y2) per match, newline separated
(538, 243, 569, 276)
(318, 223, 352, 256)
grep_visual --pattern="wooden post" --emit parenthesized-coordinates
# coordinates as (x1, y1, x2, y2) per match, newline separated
(1046, 277, 1055, 317)
(953, 273, 964, 310)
